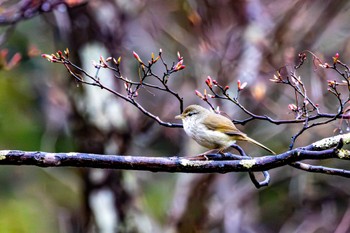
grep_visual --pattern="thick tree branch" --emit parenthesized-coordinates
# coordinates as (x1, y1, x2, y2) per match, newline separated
(0, 133, 349, 177)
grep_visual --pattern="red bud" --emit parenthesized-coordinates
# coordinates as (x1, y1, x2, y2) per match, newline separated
(205, 76, 213, 87)
(333, 53, 339, 64)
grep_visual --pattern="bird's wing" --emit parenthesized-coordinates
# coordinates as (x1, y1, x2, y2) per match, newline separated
(203, 113, 247, 138)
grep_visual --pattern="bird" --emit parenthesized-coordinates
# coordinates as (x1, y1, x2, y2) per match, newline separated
(175, 105, 275, 155)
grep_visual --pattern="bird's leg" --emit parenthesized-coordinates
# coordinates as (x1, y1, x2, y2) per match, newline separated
(200, 149, 220, 160)
(185, 149, 225, 160)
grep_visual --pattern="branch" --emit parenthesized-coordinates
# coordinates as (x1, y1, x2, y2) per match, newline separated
(38, 50, 350, 185)
(0, 133, 349, 176)
(42, 49, 184, 128)
(0, 0, 84, 25)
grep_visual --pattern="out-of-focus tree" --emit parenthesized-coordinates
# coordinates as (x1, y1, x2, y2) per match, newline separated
(1, 1, 350, 233)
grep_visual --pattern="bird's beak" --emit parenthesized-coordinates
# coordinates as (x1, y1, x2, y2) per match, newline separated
(175, 114, 184, 120)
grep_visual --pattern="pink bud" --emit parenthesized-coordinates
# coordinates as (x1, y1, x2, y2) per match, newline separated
(205, 76, 213, 87)
(124, 82, 129, 91)
(288, 104, 298, 111)
(319, 63, 330, 68)
(195, 90, 204, 99)
(133, 51, 143, 63)
(333, 53, 339, 64)
(41, 54, 57, 62)
(100, 55, 108, 67)
(177, 51, 183, 60)
(175, 60, 185, 70)
(237, 80, 247, 90)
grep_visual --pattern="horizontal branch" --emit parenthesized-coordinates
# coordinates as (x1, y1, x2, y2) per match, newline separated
(0, 134, 349, 180)
(0, 146, 344, 174)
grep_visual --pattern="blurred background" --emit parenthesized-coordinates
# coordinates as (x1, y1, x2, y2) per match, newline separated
(1, 0, 350, 232)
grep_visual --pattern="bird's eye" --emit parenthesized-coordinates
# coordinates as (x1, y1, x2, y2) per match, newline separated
(187, 111, 197, 117)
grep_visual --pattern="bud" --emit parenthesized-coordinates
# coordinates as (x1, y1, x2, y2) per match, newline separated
(237, 80, 247, 91)
(106, 57, 113, 62)
(327, 80, 337, 88)
(203, 89, 208, 100)
(64, 48, 69, 58)
(175, 60, 185, 71)
(333, 53, 339, 64)
(153, 55, 160, 63)
(205, 76, 213, 87)
(270, 71, 284, 83)
(224, 85, 230, 91)
(177, 65, 186, 70)
(177, 51, 183, 61)
(99, 55, 108, 67)
(288, 104, 298, 111)
(319, 63, 330, 68)
(116, 56, 122, 65)
(298, 52, 306, 61)
(195, 90, 204, 99)
(124, 82, 129, 91)
(57, 50, 63, 59)
(41, 54, 57, 62)
(133, 51, 143, 63)
(270, 74, 279, 82)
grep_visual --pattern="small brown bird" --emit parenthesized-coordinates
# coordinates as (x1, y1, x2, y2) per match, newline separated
(175, 105, 275, 154)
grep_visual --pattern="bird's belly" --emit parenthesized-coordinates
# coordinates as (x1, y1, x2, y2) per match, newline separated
(184, 123, 235, 149)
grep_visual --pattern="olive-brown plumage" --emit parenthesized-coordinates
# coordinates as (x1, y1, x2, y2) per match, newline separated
(175, 105, 275, 154)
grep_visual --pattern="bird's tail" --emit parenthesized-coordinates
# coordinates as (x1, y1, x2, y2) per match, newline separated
(246, 137, 276, 155)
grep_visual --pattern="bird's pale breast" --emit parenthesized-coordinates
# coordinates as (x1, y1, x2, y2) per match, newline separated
(182, 115, 235, 149)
